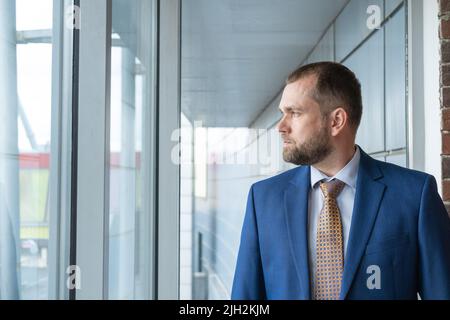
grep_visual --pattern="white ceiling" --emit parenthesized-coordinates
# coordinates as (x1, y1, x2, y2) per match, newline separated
(181, 0, 348, 127)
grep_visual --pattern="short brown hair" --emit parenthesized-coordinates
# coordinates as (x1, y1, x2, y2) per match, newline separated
(286, 61, 363, 131)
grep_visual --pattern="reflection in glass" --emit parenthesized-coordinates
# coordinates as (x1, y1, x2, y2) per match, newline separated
(0, 0, 53, 299)
(108, 0, 156, 299)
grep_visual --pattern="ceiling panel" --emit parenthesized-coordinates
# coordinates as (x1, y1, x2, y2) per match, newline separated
(182, 0, 348, 127)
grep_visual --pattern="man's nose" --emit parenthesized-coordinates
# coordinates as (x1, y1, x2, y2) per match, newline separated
(277, 116, 289, 133)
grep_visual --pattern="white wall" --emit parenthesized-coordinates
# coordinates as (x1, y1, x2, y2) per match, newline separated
(423, 0, 442, 194)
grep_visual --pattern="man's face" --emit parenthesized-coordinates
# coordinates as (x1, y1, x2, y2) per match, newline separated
(277, 76, 333, 166)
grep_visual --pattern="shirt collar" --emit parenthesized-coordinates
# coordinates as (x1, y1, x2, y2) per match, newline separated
(310, 145, 360, 190)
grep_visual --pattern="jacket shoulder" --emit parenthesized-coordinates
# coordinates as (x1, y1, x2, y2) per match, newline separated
(251, 166, 303, 192)
(372, 157, 432, 188)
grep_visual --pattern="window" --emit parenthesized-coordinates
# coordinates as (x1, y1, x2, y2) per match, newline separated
(108, 0, 157, 299)
(0, 0, 72, 299)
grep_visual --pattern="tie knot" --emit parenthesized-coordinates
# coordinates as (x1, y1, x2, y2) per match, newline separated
(319, 179, 345, 199)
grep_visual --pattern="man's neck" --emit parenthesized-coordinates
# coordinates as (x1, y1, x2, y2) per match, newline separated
(312, 145, 357, 177)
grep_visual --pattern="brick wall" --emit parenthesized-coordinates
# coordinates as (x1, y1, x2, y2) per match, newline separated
(440, 0, 450, 212)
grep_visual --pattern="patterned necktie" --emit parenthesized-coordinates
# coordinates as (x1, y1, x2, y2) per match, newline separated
(314, 179, 346, 300)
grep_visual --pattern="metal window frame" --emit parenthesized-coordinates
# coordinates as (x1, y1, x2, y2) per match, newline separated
(73, 0, 164, 300)
(137, 0, 159, 300)
(406, 0, 425, 171)
(75, 0, 112, 299)
(14, 0, 167, 300)
(157, 0, 181, 300)
(50, 0, 181, 300)
(48, 0, 76, 300)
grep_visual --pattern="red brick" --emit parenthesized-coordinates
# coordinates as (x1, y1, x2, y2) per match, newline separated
(440, 0, 450, 15)
(443, 64, 450, 86)
(442, 132, 450, 154)
(443, 157, 450, 179)
(441, 19, 450, 39)
(443, 109, 450, 130)
(443, 87, 450, 109)
(443, 180, 450, 201)
(443, 41, 450, 63)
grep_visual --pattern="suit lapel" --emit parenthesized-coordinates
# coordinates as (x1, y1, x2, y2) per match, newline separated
(339, 150, 386, 299)
(284, 165, 311, 299)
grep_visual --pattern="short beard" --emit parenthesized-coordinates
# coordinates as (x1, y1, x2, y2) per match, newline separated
(282, 124, 333, 166)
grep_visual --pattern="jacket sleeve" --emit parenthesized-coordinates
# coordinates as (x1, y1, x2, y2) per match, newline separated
(231, 185, 267, 300)
(418, 175, 450, 299)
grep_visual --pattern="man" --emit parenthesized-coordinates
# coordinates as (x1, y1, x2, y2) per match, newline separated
(231, 62, 450, 300)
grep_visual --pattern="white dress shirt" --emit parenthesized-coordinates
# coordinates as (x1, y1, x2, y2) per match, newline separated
(308, 146, 361, 283)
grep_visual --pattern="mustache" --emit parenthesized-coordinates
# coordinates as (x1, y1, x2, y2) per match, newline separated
(281, 135, 294, 143)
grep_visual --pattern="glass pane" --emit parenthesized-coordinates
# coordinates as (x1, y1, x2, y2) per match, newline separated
(385, 6, 407, 150)
(307, 25, 334, 63)
(108, 0, 157, 299)
(0, 0, 53, 299)
(335, 0, 384, 61)
(373, 155, 386, 162)
(386, 153, 407, 168)
(385, 0, 403, 18)
(345, 30, 385, 154)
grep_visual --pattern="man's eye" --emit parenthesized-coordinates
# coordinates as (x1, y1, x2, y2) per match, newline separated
(292, 112, 301, 117)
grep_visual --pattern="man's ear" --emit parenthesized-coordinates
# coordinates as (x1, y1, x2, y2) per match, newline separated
(330, 107, 348, 136)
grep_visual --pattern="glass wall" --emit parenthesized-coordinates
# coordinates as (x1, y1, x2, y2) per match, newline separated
(1, 0, 159, 301)
(341, 3, 407, 166)
(108, 0, 157, 299)
(0, 0, 70, 299)
(180, 0, 408, 299)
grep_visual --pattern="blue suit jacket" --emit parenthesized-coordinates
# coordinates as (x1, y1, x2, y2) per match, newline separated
(231, 149, 450, 300)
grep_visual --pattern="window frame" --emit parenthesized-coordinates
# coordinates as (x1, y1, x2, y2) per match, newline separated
(157, 0, 181, 300)
(48, 0, 75, 300)
(74, 0, 112, 299)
